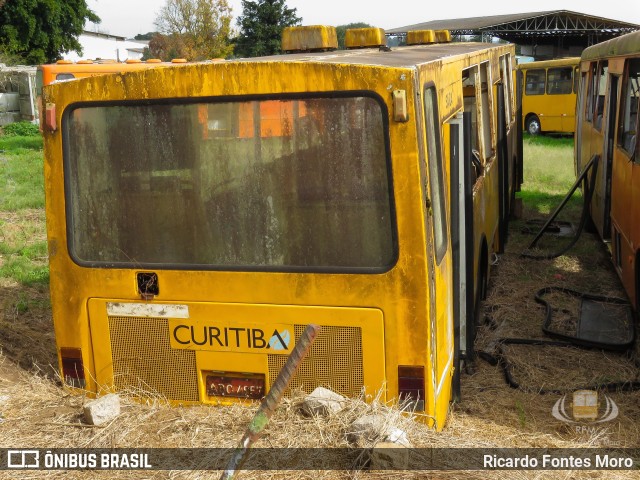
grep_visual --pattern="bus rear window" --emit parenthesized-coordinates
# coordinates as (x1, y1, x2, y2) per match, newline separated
(63, 96, 396, 271)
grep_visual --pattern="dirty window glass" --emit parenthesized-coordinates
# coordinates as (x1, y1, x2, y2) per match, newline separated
(423, 86, 448, 264)
(547, 67, 573, 95)
(55, 73, 75, 81)
(500, 54, 512, 124)
(617, 59, 640, 159)
(64, 96, 395, 270)
(594, 61, 608, 131)
(525, 69, 546, 95)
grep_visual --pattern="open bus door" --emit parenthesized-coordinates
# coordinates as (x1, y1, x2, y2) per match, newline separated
(450, 111, 475, 401)
(601, 73, 619, 240)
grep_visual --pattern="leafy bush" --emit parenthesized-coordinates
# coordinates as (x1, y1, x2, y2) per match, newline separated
(2, 121, 40, 137)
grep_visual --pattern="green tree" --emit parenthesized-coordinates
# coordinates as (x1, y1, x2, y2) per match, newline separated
(234, 0, 301, 58)
(0, 0, 100, 64)
(335, 22, 371, 50)
(134, 32, 157, 41)
(154, 0, 233, 60)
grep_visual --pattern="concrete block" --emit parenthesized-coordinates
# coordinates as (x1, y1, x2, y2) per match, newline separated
(348, 414, 411, 447)
(83, 393, 121, 426)
(302, 387, 345, 416)
(0, 93, 19, 112)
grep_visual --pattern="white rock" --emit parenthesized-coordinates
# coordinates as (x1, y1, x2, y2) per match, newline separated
(83, 393, 121, 426)
(302, 387, 345, 416)
(385, 427, 412, 448)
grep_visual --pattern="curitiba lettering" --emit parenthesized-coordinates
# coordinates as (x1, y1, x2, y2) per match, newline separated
(173, 325, 289, 350)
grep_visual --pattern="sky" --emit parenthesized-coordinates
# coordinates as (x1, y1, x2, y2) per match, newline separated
(86, 0, 640, 38)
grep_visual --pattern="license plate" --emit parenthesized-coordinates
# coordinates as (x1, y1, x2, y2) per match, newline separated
(205, 373, 265, 399)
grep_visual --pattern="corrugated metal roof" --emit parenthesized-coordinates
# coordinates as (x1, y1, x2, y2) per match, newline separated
(386, 10, 640, 34)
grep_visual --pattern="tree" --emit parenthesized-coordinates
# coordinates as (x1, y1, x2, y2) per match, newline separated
(148, 33, 188, 61)
(0, 0, 100, 64)
(134, 32, 158, 41)
(335, 22, 371, 50)
(234, 0, 301, 58)
(154, 0, 233, 60)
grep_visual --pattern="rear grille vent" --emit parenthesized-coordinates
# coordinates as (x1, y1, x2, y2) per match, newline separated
(108, 316, 199, 402)
(268, 324, 363, 397)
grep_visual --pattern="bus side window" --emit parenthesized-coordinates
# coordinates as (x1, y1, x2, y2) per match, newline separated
(500, 54, 512, 126)
(462, 67, 482, 183)
(617, 59, 640, 159)
(547, 67, 573, 95)
(55, 73, 75, 81)
(594, 61, 608, 131)
(423, 85, 448, 264)
(525, 69, 546, 96)
(586, 62, 597, 123)
(578, 71, 588, 128)
(479, 63, 494, 160)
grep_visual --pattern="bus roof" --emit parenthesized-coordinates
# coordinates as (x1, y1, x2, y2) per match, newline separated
(239, 42, 511, 69)
(516, 57, 580, 70)
(581, 30, 640, 62)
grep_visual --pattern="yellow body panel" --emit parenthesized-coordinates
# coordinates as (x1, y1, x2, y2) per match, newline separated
(43, 39, 517, 430)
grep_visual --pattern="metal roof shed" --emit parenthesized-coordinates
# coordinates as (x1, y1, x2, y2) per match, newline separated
(387, 10, 640, 60)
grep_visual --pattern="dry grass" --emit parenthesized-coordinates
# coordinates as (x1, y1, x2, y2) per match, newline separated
(0, 360, 638, 479)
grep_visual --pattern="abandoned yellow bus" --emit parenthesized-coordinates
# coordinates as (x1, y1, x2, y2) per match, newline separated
(518, 57, 580, 135)
(575, 30, 640, 310)
(41, 26, 520, 429)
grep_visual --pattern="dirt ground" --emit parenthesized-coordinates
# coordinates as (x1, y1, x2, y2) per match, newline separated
(0, 194, 639, 479)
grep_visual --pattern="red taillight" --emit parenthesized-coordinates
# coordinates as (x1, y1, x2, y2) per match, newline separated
(60, 348, 85, 388)
(398, 365, 425, 411)
(45, 103, 56, 132)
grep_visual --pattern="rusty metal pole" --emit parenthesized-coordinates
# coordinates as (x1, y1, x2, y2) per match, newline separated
(220, 323, 321, 480)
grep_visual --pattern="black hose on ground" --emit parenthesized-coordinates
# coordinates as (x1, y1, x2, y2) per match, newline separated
(535, 286, 632, 348)
(480, 155, 640, 392)
(478, 310, 640, 394)
(521, 154, 599, 260)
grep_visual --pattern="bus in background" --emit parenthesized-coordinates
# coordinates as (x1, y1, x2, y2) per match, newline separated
(41, 26, 520, 430)
(36, 58, 194, 87)
(35, 58, 194, 126)
(518, 57, 580, 135)
(575, 30, 640, 309)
